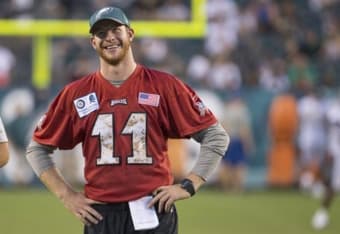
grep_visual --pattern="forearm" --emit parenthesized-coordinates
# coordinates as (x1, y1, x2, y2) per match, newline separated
(40, 164, 103, 225)
(26, 140, 75, 200)
(189, 123, 230, 188)
(40, 167, 75, 201)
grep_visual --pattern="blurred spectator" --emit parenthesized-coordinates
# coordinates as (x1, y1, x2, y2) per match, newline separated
(52, 38, 97, 86)
(238, 1, 258, 36)
(0, 46, 16, 88)
(298, 29, 322, 59)
(205, 0, 240, 56)
(0, 87, 34, 125)
(276, 0, 299, 35)
(267, 92, 298, 187)
(0, 0, 32, 19)
(322, 13, 340, 61)
(256, 0, 281, 34)
(259, 57, 290, 94)
(157, 0, 190, 20)
(138, 38, 184, 76)
(309, 0, 338, 12)
(218, 93, 254, 193)
(129, 0, 161, 20)
(0, 116, 9, 168)
(186, 54, 211, 88)
(0, 88, 35, 185)
(66, 52, 98, 83)
(297, 87, 327, 193)
(139, 37, 168, 64)
(59, 0, 92, 18)
(311, 90, 340, 230)
(34, 0, 66, 19)
(7, 0, 34, 19)
(207, 54, 242, 92)
(325, 93, 340, 191)
(287, 52, 318, 95)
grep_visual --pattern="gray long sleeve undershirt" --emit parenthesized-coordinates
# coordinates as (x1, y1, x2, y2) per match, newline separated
(26, 123, 229, 180)
(190, 123, 229, 181)
(26, 141, 56, 176)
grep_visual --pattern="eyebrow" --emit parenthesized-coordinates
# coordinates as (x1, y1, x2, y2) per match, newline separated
(93, 24, 124, 32)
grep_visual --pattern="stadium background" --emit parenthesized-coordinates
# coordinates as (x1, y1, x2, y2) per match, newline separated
(0, 0, 339, 233)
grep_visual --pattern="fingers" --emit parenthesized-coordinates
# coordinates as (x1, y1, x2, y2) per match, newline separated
(148, 187, 163, 207)
(149, 187, 176, 213)
(84, 206, 103, 223)
(164, 197, 174, 213)
(76, 212, 91, 226)
(76, 206, 103, 226)
(85, 198, 106, 204)
(63, 191, 104, 226)
(71, 200, 103, 225)
(156, 190, 169, 213)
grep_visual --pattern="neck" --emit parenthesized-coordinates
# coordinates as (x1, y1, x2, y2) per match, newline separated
(100, 51, 137, 81)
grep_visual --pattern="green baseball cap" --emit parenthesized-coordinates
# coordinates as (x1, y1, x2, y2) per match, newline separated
(89, 7, 130, 33)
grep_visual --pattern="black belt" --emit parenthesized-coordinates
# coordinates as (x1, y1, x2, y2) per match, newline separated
(91, 202, 129, 211)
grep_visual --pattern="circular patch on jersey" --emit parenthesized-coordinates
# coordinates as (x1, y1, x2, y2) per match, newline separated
(76, 100, 86, 109)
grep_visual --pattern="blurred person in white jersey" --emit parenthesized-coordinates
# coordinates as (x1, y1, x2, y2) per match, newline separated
(312, 91, 340, 230)
(297, 87, 327, 192)
(0, 116, 9, 167)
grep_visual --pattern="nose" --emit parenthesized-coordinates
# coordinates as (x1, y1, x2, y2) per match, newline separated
(105, 30, 115, 41)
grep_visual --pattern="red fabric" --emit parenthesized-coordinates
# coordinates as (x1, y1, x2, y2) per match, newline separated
(34, 64, 216, 202)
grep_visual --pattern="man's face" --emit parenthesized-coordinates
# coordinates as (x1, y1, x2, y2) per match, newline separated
(91, 20, 134, 65)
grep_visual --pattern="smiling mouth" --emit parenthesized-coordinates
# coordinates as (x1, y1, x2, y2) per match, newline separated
(104, 45, 120, 50)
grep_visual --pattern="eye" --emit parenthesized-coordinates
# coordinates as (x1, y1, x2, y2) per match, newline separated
(95, 31, 107, 39)
(113, 27, 121, 33)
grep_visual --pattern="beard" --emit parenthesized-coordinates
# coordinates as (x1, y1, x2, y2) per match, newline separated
(97, 39, 131, 65)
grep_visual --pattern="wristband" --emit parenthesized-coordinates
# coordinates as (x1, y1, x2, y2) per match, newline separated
(180, 179, 196, 196)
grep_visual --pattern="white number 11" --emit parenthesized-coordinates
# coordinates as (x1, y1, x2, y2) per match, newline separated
(91, 113, 153, 165)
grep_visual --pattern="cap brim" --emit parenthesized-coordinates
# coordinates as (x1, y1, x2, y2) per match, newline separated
(89, 18, 127, 33)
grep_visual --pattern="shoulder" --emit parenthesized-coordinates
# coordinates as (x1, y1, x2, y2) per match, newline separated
(140, 65, 178, 82)
(58, 73, 97, 99)
(139, 65, 188, 91)
(64, 73, 96, 92)
(50, 73, 97, 110)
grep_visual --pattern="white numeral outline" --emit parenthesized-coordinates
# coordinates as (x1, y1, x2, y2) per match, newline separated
(91, 113, 152, 165)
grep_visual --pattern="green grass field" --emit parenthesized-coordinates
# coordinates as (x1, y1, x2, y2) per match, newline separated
(0, 188, 339, 234)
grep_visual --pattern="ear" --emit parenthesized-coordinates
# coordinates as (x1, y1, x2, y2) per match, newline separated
(128, 28, 135, 42)
(90, 36, 96, 49)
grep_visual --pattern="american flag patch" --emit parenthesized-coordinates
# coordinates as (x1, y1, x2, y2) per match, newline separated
(138, 92, 160, 107)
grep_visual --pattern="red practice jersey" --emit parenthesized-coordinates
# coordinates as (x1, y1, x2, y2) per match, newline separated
(34, 64, 217, 202)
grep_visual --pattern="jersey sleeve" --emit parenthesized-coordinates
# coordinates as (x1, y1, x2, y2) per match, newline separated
(33, 88, 81, 149)
(162, 77, 217, 138)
